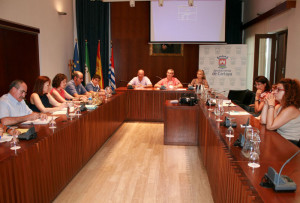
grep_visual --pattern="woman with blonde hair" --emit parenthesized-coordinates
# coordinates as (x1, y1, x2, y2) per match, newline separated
(261, 78, 300, 146)
(188, 69, 209, 88)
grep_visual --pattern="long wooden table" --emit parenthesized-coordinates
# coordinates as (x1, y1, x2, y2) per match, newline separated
(197, 99, 300, 203)
(1, 88, 299, 202)
(0, 92, 126, 202)
(116, 87, 193, 121)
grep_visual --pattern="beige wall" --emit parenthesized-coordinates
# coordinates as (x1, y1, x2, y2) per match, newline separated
(244, 0, 300, 89)
(0, 0, 74, 80)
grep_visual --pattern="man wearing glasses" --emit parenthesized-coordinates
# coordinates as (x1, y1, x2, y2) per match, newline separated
(65, 71, 89, 98)
(0, 80, 47, 125)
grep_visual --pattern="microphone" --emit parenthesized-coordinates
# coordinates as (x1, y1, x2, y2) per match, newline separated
(118, 80, 133, 89)
(262, 150, 299, 191)
(119, 80, 129, 83)
(156, 76, 163, 80)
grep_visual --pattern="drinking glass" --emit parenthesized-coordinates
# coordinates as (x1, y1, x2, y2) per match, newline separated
(208, 93, 214, 111)
(49, 116, 57, 129)
(248, 139, 261, 168)
(226, 117, 236, 138)
(227, 100, 233, 118)
(9, 126, 21, 150)
(214, 99, 224, 122)
(75, 106, 81, 116)
(242, 127, 260, 158)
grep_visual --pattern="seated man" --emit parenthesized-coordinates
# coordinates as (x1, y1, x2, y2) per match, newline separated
(127, 69, 152, 88)
(65, 71, 89, 97)
(154, 69, 183, 89)
(0, 80, 47, 125)
(85, 74, 101, 92)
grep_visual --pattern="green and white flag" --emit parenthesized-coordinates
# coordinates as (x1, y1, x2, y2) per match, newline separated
(84, 40, 91, 85)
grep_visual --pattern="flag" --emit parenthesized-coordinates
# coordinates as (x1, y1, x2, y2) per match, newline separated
(84, 40, 91, 85)
(72, 40, 80, 72)
(109, 42, 116, 91)
(96, 40, 104, 89)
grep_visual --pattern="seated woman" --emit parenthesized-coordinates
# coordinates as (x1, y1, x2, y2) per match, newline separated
(50, 73, 74, 103)
(188, 69, 209, 88)
(253, 76, 271, 114)
(29, 76, 67, 113)
(260, 78, 300, 146)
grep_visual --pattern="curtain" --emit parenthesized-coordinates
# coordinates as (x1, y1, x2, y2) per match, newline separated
(226, 0, 242, 44)
(76, 0, 109, 86)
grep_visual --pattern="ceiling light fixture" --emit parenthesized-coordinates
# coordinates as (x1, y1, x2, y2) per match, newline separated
(129, 0, 135, 7)
(159, 0, 163, 7)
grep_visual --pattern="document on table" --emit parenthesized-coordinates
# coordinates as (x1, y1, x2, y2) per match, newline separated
(211, 99, 237, 107)
(225, 111, 249, 115)
(0, 129, 29, 143)
(222, 100, 237, 107)
(86, 105, 97, 110)
(0, 134, 12, 143)
(53, 110, 67, 115)
(21, 116, 58, 125)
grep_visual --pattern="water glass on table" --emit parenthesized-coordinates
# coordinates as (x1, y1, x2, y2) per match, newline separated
(214, 98, 224, 122)
(9, 126, 21, 150)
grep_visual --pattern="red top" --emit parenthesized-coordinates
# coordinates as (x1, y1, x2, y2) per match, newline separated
(50, 88, 65, 99)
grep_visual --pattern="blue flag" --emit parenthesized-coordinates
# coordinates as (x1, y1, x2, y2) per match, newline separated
(73, 41, 80, 72)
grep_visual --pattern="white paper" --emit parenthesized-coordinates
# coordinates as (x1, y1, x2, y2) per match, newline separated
(240, 124, 252, 128)
(53, 110, 67, 115)
(225, 111, 249, 116)
(0, 134, 13, 143)
(85, 105, 97, 110)
(21, 116, 58, 125)
(176, 88, 187, 91)
(170, 100, 179, 104)
(222, 100, 237, 107)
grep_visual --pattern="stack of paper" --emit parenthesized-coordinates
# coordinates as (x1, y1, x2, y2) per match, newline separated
(21, 116, 58, 125)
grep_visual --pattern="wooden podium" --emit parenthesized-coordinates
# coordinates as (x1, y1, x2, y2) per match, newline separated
(164, 100, 199, 145)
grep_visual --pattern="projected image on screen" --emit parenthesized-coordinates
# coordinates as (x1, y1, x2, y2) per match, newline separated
(150, 0, 226, 43)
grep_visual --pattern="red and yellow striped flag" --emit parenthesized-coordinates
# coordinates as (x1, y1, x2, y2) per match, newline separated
(96, 40, 104, 89)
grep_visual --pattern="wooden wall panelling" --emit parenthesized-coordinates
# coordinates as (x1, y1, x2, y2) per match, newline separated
(110, 2, 199, 89)
(0, 19, 40, 100)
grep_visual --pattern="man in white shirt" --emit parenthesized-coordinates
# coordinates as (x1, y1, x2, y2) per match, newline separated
(0, 80, 47, 125)
(127, 69, 152, 88)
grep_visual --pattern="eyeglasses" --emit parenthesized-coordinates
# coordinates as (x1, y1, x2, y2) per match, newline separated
(18, 89, 27, 95)
(253, 83, 263, 88)
(275, 88, 285, 92)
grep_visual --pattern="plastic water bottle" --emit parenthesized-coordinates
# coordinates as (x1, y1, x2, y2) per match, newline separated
(88, 96, 92, 105)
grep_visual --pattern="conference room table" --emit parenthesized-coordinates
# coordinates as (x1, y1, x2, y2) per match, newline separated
(197, 98, 300, 203)
(0, 92, 126, 203)
(0, 87, 299, 202)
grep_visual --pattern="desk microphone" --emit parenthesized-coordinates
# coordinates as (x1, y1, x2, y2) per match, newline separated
(261, 150, 300, 191)
(118, 80, 134, 89)
(156, 76, 163, 80)
(119, 80, 129, 83)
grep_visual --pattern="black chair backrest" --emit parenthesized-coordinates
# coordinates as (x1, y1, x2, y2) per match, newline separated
(243, 90, 256, 105)
(228, 90, 247, 104)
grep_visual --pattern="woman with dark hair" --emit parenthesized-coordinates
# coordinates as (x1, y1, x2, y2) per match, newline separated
(50, 73, 74, 103)
(254, 76, 271, 114)
(261, 78, 300, 146)
(188, 69, 209, 88)
(29, 76, 67, 113)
